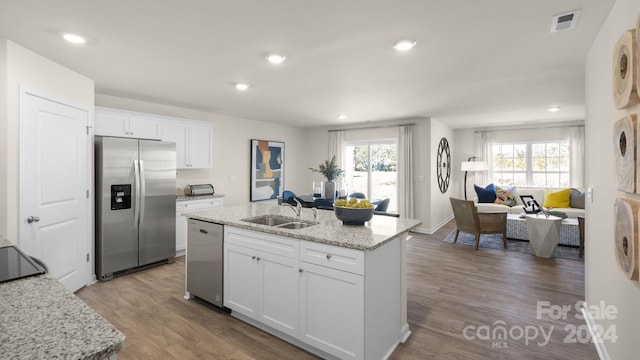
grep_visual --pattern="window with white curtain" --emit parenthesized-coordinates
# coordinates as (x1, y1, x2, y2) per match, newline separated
(492, 141, 570, 187)
(344, 140, 397, 212)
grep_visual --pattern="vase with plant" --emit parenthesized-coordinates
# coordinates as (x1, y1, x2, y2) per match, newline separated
(309, 156, 344, 200)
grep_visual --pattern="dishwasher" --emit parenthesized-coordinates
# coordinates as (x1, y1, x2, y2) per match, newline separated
(186, 219, 223, 307)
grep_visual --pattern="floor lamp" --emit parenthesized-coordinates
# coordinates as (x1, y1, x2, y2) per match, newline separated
(461, 157, 488, 200)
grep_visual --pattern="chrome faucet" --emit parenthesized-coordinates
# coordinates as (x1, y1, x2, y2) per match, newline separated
(312, 207, 318, 220)
(283, 198, 302, 219)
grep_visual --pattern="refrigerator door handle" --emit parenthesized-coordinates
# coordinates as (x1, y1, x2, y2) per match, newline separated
(133, 160, 140, 228)
(139, 160, 146, 228)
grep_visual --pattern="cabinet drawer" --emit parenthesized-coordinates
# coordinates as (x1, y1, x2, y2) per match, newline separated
(225, 226, 299, 259)
(177, 198, 223, 212)
(299, 241, 364, 275)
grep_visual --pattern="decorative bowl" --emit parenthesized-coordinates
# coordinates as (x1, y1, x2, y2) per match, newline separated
(334, 206, 374, 225)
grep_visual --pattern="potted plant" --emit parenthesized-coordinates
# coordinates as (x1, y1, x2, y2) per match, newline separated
(309, 156, 344, 200)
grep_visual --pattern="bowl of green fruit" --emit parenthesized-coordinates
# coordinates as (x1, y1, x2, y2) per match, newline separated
(334, 198, 374, 225)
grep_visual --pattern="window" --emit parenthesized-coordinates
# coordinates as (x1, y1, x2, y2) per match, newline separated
(492, 141, 570, 187)
(344, 141, 397, 212)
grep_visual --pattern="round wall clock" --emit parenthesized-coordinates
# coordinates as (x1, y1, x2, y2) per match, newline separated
(436, 137, 451, 193)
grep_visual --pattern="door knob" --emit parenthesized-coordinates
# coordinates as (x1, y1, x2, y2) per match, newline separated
(27, 216, 40, 223)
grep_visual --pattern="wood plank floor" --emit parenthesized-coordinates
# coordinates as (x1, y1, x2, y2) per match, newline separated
(76, 221, 596, 359)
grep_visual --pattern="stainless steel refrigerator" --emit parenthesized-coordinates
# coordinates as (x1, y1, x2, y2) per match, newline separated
(95, 136, 176, 281)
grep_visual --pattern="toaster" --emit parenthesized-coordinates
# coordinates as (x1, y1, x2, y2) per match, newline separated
(185, 184, 215, 196)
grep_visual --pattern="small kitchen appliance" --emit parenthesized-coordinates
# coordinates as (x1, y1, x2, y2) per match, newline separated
(185, 184, 215, 196)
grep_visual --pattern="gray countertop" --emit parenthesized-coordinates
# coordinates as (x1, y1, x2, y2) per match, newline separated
(186, 203, 422, 250)
(176, 194, 225, 201)
(0, 239, 125, 359)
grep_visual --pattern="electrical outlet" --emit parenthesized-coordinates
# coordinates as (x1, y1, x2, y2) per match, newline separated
(229, 175, 236, 183)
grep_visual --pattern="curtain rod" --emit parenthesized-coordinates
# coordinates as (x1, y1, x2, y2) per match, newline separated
(328, 122, 415, 133)
(473, 123, 584, 133)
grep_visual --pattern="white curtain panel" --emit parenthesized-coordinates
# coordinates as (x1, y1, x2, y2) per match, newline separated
(474, 130, 494, 186)
(398, 125, 414, 218)
(328, 130, 344, 169)
(569, 126, 585, 188)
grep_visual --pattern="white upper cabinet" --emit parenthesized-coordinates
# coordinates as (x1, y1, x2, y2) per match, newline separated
(162, 120, 213, 169)
(95, 107, 213, 169)
(95, 107, 162, 140)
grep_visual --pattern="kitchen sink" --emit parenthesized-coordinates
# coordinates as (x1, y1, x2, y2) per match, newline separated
(240, 215, 319, 229)
(277, 221, 315, 229)
(241, 215, 296, 226)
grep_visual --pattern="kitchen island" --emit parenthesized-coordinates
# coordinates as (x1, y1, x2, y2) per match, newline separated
(186, 203, 421, 360)
(0, 239, 125, 359)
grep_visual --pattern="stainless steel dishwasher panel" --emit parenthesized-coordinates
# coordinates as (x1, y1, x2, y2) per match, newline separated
(187, 219, 223, 307)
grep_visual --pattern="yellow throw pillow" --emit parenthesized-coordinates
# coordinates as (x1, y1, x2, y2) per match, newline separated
(543, 188, 571, 208)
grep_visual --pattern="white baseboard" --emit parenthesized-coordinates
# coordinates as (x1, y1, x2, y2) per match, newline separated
(412, 215, 454, 235)
(581, 302, 611, 360)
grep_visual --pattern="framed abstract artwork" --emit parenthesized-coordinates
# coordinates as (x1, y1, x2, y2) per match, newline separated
(250, 139, 285, 202)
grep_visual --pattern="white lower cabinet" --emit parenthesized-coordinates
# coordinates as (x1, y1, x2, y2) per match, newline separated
(176, 197, 223, 255)
(224, 228, 300, 338)
(223, 226, 400, 360)
(299, 262, 364, 359)
(225, 243, 259, 318)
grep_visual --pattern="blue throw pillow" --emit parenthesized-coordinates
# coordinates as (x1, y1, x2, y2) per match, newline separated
(474, 183, 496, 203)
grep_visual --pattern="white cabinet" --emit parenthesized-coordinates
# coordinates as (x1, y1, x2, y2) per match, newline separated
(95, 107, 162, 140)
(162, 120, 213, 169)
(222, 227, 403, 360)
(299, 262, 364, 360)
(176, 197, 223, 255)
(224, 227, 300, 338)
(95, 107, 214, 170)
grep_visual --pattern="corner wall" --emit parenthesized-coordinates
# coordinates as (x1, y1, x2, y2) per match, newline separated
(0, 39, 7, 239)
(95, 94, 309, 206)
(585, 0, 640, 358)
(428, 118, 455, 230)
(3, 40, 94, 243)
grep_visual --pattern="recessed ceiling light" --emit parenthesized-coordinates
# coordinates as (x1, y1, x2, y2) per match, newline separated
(338, 114, 348, 120)
(266, 54, 287, 64)
(61, 33, 86, 45)
(235, 83, 250, 91)
(393, 39, 416, 51)
(547, 106, 561, 112)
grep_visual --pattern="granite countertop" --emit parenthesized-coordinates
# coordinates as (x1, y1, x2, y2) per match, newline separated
(176, 193, 225, 201)
(186, 203, 422, 250)
(0, 239, 125, 359)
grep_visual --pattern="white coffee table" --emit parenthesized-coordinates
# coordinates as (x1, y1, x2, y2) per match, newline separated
(525, 214, 563, 258)
(506, 214, 579, 246)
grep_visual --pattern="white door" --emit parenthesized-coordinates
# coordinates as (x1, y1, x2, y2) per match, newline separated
(188, 123, 213, 168)
(299, 262, 364, 360)
(224, 243, 259, 318)
(20, 90, 90, 292)
(258, 251, 300, 338)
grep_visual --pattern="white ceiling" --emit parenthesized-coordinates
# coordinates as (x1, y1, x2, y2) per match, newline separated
(0, 0, 615, 129)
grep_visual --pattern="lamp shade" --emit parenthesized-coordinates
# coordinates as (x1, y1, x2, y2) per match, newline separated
(461, 161, 488, 172)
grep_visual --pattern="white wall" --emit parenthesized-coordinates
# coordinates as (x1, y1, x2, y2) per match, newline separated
(95, 94, 308, 206)
(0, 40, 7, 240)
(2, 39, 94, 243)
(428, 118, 455, 230)
(585, 0, 640, 358)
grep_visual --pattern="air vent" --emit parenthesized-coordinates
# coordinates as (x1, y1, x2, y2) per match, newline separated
(551, 9, 581, 33)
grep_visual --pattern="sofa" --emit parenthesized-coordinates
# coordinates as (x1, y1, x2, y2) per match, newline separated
(474, 187, 586, 219)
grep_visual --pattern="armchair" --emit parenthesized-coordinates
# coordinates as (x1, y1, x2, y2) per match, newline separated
(450, 198, 508, 250)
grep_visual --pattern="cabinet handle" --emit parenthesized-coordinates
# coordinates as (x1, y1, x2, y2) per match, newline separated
(252, 256, 256, 260)
(199, 229, 208, 234)
(299, 269, 304, 273)
(256, 257, 261, 261)
(326, 254, 332, 260)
